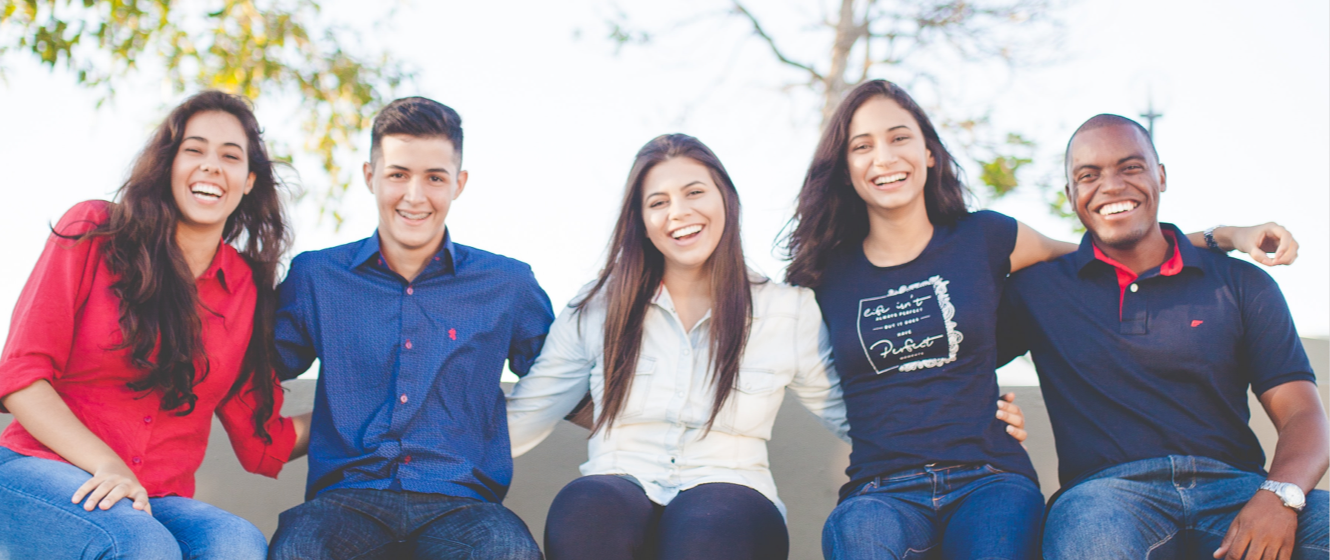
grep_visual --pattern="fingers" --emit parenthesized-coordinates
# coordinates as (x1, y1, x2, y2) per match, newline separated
(1215, 518, 1240, 559)
(1006, 425, 1028, 443)
(99, 483, 131, 510)
(132, 489, 152, 516)
(81, 478, 119, 511)
(996, 399, 1025, 429)
(1249, 223, 1297, 266)
(71, 477, 99, 506)
(1271, 226, 1298, 265)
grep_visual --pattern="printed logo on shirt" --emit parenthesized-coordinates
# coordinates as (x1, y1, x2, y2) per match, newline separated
(857, 275, 963, 374)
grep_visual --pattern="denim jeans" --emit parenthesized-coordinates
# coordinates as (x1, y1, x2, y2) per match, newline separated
(822, 463, 1044, 560)
(1044, 455, 1330, 560)
(0, 446, 267, 559)
(268, 487, 541, 560)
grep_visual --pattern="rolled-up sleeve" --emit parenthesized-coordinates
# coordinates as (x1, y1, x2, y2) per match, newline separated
(215, 371, 296, 477)
(788, 288, 850, 443)
(0, 202, 105, 411)
(507, 302, 594, 457)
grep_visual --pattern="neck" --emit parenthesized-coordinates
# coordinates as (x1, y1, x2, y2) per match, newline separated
(175, 222, 223, 279)
(661, 261, 712, 301)
(1095, 225, 1171, 275)
(862, 198, 934, 267)
(380, 232, 444, 282)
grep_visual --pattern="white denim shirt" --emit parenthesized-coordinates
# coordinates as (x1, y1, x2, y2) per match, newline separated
(507, 279, 849, 516)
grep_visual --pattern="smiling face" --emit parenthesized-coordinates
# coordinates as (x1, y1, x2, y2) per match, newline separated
(641, 157, 727, 274)
(170, 111, 256, 236)
(846, 96, 935, 216)
(365, 134, 468, 259)
(1066, 124, 1166, 249)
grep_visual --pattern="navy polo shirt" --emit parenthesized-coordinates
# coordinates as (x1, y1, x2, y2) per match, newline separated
(998, 223, 1314, 488)
(275, 231, 554, 502)
(816, 210, 1036, 500)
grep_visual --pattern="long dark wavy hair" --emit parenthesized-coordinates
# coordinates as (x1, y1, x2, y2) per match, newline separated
(577, 134, 756, 435)
(70, 91, 290, 441)
(782, 80, 970, 288)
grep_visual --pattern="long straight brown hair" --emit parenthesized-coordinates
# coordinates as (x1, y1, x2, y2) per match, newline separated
(577, 134, 755, 435)
(66, 91, 290, 441)
(781, 80, 971, 288)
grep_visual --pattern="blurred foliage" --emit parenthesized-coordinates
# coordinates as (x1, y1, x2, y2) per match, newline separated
(607, 0, 1076, 223)
(0, 0, 412, 228)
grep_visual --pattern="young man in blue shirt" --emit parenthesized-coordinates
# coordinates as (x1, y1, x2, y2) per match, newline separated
(1000, 114, 1328, 560)
(268, 97, 553, 559)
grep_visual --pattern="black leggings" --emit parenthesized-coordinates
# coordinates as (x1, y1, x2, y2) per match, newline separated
(544, 475, 789, 560)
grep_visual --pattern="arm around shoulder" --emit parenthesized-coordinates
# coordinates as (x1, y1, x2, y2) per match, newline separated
(506, 302, 595, 457)
(788, 288, 850, 443)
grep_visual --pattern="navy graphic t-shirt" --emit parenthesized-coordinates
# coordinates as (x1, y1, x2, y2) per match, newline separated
(815, 210, 1036, 499)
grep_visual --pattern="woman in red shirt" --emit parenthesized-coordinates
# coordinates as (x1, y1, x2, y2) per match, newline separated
(0, 91, 310, 559)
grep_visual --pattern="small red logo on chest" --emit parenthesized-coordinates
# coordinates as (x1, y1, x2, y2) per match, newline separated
(1191, 320, 1204, 327)
(448, 328, 457, 340)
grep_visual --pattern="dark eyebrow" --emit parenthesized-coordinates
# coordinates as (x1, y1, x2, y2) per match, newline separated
(1117, 154, 1147, 165)
(183, 136, 246, 151)
(1070, 163, 1101, 176)
(386, 164, 452, 176)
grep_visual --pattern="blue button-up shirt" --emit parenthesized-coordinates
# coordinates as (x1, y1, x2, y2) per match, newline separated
(275, 231, 554, 502)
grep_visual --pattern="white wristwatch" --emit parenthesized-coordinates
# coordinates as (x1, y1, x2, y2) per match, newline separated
(1260, 480, 1306, 512)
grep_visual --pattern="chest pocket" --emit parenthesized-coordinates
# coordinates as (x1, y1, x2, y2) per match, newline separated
(617, 357, 657, 421)
(719, 368, 782, 434)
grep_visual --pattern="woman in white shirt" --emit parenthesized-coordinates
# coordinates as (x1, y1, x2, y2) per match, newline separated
(506, 133, 1021, 559)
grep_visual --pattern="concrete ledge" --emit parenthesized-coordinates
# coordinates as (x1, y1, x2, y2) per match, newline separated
(1, 339, 1324, 559)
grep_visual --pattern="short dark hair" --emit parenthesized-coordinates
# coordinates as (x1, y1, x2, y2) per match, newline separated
(370, 97, 464, 167)
(1064, 114, 1158, 176)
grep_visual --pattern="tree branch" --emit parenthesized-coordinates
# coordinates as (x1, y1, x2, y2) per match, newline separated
(730, 0, 823, 82)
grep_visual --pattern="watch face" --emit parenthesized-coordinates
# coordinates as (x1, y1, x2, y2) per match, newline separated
(1280, 485, 1307, 508)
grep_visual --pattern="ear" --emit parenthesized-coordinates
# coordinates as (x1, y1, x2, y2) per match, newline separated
(1157, 163, 1167, 193)
(453, 170, 468, 200)
(926, 147, 935, 168)
(244, 172, 256, 195)
(1064, 182, 1073, 202)
(363, 161, 375, 194)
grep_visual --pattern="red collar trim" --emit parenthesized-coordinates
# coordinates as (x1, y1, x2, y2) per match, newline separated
(1092, 228, 1183, 320)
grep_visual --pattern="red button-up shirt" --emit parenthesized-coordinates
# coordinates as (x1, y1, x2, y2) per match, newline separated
(0, 201, 294, 497)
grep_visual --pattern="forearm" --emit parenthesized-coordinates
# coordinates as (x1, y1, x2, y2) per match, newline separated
(1186, 227, 1237, 251)
(1, 380, 125, 473)
(289, 412, 312, 460)
(1266, 407, 1330, 491)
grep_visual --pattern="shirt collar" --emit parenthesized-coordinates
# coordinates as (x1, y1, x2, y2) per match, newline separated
(197, 241, 243, 294)
(351, 229, 457, 276)
(1076, 222, 1203, 278)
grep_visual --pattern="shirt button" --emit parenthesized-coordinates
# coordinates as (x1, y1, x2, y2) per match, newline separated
(143, 416, 152, 424)
(670, 457, 676, 464)
(406, 286, 414, 295)
(400, 394, 409, 404)
(131, 457, 142, 465)
(403, 455, 412, 464)
(404, 339, 413, 350)
(1129, 283, 1139, 293)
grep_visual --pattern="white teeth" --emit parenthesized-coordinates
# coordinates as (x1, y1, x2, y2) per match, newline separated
(1098, 201, 1139, 216)
(191, 183, 223, 198)
(398, 210, 429, 220)
(671, 224, 703, 239)
(873, 173, 907, 186)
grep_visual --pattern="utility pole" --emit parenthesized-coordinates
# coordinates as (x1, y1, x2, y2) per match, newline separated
(1140, 96, 1162, 139)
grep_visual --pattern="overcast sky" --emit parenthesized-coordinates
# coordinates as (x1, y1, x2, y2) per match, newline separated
(1, 0, 1325, 385)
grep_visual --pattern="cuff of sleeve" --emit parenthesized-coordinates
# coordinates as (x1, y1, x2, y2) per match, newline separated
(1252, 371, 1318, 398)
(0, 360, 57, 413)
(252, 415, 296, 478)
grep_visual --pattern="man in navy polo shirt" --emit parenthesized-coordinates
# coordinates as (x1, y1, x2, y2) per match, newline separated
(267, 97, 553, 559)
(999, 114, 1328, 560)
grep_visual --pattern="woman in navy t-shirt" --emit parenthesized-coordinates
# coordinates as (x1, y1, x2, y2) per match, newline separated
(782, 80, 1287, 559)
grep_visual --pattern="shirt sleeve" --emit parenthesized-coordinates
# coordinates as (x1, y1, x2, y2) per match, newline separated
(506, 302, 594, 457)
(787, 288, 850, 443)
(0, 201, 107, 411)
(215, 371, 296, 477)
(507, 265, 555, 377)
(274, 253, 318, 381)
(980, 210, 1019, 280)
(1234, 264, 1315, 396)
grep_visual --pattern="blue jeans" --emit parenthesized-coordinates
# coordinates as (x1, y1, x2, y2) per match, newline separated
(822, 463, 1044, 560)
(268, 487, 541, 560)
(1044, 455, 1330, 560)
(0, 446, 267, 559)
